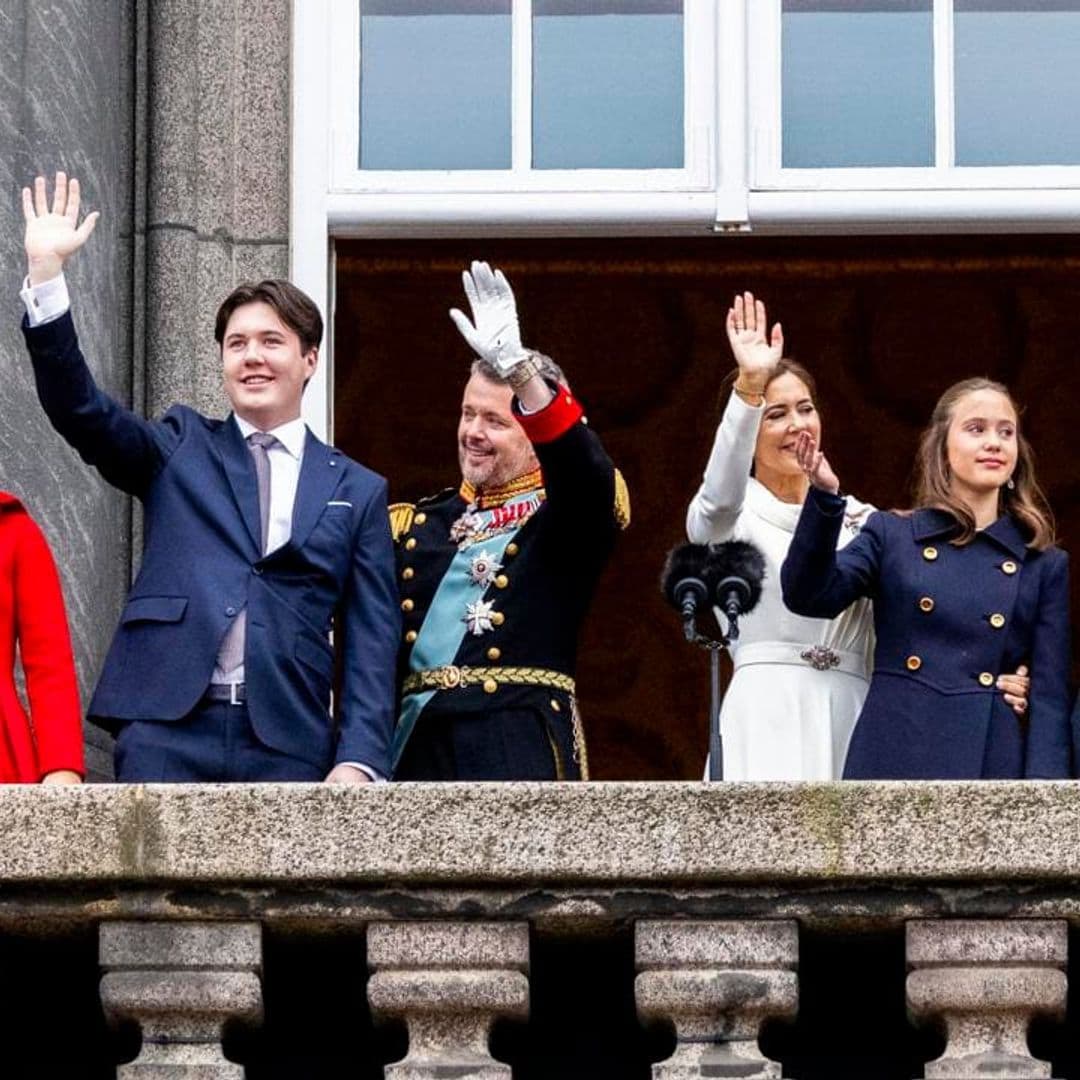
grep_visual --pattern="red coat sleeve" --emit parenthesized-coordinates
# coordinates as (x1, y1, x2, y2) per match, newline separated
(13, 514, 84, 779)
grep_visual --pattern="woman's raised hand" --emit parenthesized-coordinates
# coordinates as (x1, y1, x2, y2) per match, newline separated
(795, 430, 840, 495)
(726, 291, 783, 390)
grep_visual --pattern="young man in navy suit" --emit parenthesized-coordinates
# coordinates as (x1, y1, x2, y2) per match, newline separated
(19, 172, 399, 783)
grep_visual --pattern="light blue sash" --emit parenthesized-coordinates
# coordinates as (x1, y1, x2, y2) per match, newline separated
(392, 491, 542, 767)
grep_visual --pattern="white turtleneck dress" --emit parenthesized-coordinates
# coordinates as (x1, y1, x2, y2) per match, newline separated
(686, 394, 875, 781)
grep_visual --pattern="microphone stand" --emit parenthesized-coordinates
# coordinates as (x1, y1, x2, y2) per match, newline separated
(683, 610, 743, 782)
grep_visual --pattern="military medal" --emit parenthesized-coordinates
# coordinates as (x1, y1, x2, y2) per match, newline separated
(463, 599, 497, 636)
(450, 504, 483, 545)
(467, 550, 502, 587)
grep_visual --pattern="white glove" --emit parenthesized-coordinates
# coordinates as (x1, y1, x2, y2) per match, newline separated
(449, 260, 530, 375)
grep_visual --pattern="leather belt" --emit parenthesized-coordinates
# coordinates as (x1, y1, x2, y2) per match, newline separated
(402, 665, 576, 695)
(203, 682, 247, 705)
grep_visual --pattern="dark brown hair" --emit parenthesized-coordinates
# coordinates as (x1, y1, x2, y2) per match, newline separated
(912, 377, 1055, 550)
(214, 280, 323, 355)
(721, 357, 819, 410)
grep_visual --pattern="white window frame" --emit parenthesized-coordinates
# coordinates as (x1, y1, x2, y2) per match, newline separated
(750, 0, 1080, 193)
(322, 0, 737, 234)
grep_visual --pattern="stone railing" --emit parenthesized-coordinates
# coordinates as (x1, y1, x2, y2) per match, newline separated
(4, 781, 1080, 1077)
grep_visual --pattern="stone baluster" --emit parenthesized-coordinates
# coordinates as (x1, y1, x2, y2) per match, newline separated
(906, 919, 1067, 1079)
(635, 919, 798, 1079)
(100, 921, 262, 1078)
(367, 921, 529, 1079)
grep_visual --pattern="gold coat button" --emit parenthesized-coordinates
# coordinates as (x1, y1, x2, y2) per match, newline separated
(505, 543, 519, 557)
(495, 574, 509, 589)
(989, 613, 1006, 629)
(483, 678, 498, 694)
(487, 647, 501, 661)
(404, 630, 417, 643)
(922, 546, 938, 562)
(401, 598, 414, 612)
(414, 512, 427, 525)
(491, 611, 505, 626)
(402, 567, 414, 580)
(906, 655, 922, 671)
(1002, 560, 1018, 575)
(550, 699, 561, 712)
(405, 538, 417, 551)
(978, 672, 994, 687)
(919, 597, 935, 613)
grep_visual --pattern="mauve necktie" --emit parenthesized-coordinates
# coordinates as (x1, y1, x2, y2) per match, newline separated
(215, 431, 278, 678)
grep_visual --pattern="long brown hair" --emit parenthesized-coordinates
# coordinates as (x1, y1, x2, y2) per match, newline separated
(912, 377, 1055, 550)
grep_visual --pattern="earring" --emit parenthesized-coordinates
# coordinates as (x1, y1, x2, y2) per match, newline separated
(1006, 477, 1015, 490)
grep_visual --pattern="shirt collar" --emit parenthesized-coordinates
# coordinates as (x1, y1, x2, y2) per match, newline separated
(233, 414, 307, 461)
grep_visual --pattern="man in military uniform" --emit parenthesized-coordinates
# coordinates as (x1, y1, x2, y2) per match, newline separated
(391, 261, 629, 781)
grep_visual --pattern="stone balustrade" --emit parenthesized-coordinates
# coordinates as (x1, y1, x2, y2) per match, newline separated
(3, 781, 1080, 1076)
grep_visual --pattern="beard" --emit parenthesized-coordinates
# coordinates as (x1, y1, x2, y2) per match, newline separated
(458, 441, 536, 491)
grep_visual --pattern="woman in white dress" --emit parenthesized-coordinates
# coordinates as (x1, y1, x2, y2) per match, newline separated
(686, 291, 1029, 780)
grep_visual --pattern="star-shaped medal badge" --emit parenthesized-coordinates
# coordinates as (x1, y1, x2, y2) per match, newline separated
(450, 504, 483, 546)
(467, 550, 502, 588)
(463, 599, 497, 636)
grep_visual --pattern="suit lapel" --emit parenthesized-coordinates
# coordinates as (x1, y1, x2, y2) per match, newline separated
(290, 430, 345, 550)
(214, 415, 262, 553)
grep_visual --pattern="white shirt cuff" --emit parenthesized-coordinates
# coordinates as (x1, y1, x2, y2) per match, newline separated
(21, 273, 71, 327)
(336, 761, 386, 784)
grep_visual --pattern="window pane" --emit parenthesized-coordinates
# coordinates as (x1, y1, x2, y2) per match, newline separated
(360, 0, 511, 170)
(532, 0, 684, 170)
(782, 0, 934, 168)
(955, 1, 1080, 166)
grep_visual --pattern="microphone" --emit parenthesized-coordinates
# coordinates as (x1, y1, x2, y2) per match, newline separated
(660, 545, 712, 638)
(704, 540, 766, 644)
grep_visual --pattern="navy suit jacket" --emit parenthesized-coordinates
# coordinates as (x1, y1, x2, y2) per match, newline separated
(23, 311, 400, 776)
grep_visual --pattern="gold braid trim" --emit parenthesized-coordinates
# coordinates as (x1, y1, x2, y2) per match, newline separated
(460, 468, 544, 508)
(402, 665, 576, 695)
(388, 502, 416, 542)
(614, 469, 631, 530)
(569, 695, 590, 781)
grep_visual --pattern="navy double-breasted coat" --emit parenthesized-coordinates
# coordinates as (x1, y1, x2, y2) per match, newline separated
(781, 488, 1071, 779)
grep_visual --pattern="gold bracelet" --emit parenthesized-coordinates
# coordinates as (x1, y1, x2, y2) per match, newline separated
(733, 379, 766, 406)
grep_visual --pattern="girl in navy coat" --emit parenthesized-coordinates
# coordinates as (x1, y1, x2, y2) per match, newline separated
(781, 378, 1070, 779)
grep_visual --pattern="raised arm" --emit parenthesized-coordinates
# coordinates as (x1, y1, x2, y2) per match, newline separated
(686, 292, 784, 543)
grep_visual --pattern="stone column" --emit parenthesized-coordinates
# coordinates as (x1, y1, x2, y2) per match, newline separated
(907, 919, 1067, 1079)
(368, 921, 529, 1079)
(100, 921, 262, 1078)
(635, 920, 798, 1079)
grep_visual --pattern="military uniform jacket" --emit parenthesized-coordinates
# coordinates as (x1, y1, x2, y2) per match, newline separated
(391, 384, 628, 769)
(781, 487, 1071, 779)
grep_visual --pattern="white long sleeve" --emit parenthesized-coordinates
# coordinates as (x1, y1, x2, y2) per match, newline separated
(20, 273, 71, 326)
(685, 392, 763, 543)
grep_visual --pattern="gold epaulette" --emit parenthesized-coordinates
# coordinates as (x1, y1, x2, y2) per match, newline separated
(388, 502, 416, 542)
(614, 469, 631, 530)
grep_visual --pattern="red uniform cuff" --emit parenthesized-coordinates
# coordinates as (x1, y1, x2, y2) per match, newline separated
(516, 385, 584, 444)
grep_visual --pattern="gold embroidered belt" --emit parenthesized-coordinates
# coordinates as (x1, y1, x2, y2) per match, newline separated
(403, 665, 576, 695)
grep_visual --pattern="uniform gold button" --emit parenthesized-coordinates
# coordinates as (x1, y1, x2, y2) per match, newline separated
(405, 538, 417, 551)
(505, 543, 519, 557)
(483, 678, 498, 694)
(491, 611, 505, 626)
(906, 655, 922, 671)
(401, 598, 414, 612)
(550, 699, 561, 712)
(495, 574, 509, 589)
(1002, 560, 1018, 575)
(414, 512, 427, 525)
(919, 597, 935, 613)
(979, 672, 994, 687)
(989, 613, 1005, 629)
(402, 567, 414, 580)
(923, 546, 938, 561)
(404, 630, 417, 643)
(487, 647, 501, 661)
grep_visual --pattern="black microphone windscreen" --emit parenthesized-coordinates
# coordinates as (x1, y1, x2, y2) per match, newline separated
(704, 540, 766, 614)
(660, 543, 710, 609)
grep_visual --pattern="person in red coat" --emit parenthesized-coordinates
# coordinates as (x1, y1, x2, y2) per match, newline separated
(0, 492, 83, 783)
